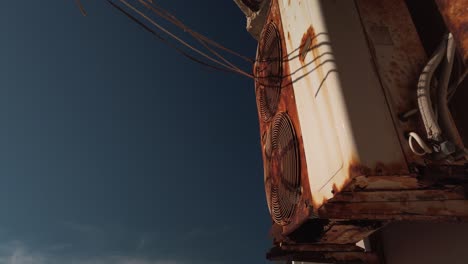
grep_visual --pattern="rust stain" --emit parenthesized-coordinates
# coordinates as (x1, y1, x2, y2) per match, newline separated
(348, 163, 372, 178)
(344, 175, 423, 191)
(287, 31, 293, 50)
(436, 0, 468, 65)
(255, 0, 313, 240)
(320, 222, 380, 244)
(299, 26, 318, 64)
(331, 188, 467, 203)
(270, 223, 285, 242)
(331, 184, 339, 195)
(355, 0, 429, 165)
(373, 161, 408, 175)
(280, 243, 364, 252)
(319, 200, 468, 220)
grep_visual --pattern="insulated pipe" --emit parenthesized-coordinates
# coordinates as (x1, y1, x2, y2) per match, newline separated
(417, 36, 447, 142)
(437, 34, 466, 154)
(409, 132, 433, 156)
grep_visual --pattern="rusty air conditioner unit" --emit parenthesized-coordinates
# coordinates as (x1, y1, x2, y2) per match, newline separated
(239, 0, 468, 263)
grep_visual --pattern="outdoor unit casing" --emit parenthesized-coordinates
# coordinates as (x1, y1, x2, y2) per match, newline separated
(257, 0, 409, 232)
(251, 0, 468, 260)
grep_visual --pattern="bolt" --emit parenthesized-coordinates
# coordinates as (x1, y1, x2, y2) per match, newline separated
(440, 141, 456, 156)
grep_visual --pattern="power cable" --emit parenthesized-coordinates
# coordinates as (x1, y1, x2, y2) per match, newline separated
(115, 0, 254, 78)
(137, 0, 247, 75)
(106, 0, 238, 74)
(138, 0, 254, 63)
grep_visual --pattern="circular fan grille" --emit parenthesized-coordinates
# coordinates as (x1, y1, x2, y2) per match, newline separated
(264, 113, 301, 225)
(256, 22, 283, 122)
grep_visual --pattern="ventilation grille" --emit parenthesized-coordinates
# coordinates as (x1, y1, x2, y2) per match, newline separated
(256, 22, 283, 122)
(264, 113, 301, 225)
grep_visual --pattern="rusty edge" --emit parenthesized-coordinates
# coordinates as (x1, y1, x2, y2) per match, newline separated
(256, 0, 314, 241)
(319, 200, 468, 221)
(320, 222, 383, 244)
(267, 246, 379, 263)
(330, 188, 466, 203)
(280, 243, 364, 252)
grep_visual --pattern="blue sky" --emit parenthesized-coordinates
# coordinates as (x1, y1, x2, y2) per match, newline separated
(0, 1, 270, 263)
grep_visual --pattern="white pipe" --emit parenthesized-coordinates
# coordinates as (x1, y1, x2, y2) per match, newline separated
(408, 132, 433, 156)
(417, 36, 447, 142)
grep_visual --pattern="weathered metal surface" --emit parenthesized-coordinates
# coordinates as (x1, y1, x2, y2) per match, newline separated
(256, 0, 314, 238)
(255, 22, 282, 121)
(298, 26, 317, 64)
(234, 0, 271, 39)
(366, 230, 387, 263)
(319, 200, 468, 220)
(435, 0, 468, 66)
(331, 188, 466, 203)
(256, 0, 468, 257)
(277, 0, 409, 210)
(348, 162, 409, 178)
(267, 246, 379, 263)
(280, 243, 364, 252)
(418, 164, 468, 184)
(267, 113, 302, 225)
(320, 222, 381, 245)
(355, 0, 429, 166)
(344, 175, 423, 191)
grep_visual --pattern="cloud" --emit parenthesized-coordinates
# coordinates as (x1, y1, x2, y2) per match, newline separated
(0, 241, 183, 264)
(0, 241, 45, 264)
(76, 256, 181, 264)
(68, 256, 183, 264)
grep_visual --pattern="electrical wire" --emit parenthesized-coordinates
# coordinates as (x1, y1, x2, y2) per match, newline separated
(137, 0, 245, 73)
(138, 0, 254, 63)
(76, 0, 87, 16)
(106, 0, 238, 74)
(136, 0, 252, 75)
(408, 132, 433, 156)
(115, 0, 254, 78)
(81, 0, 325, 82)
(79, 0, 322, 82)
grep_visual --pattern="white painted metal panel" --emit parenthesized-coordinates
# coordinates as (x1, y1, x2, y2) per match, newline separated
(277, 0, 406, 206)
